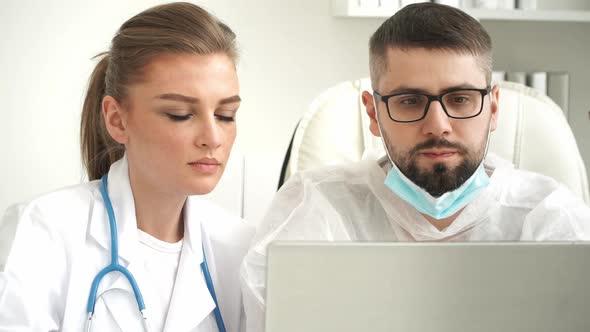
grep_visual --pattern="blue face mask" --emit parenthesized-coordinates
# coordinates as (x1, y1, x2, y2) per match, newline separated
(384, 160, 490, 220)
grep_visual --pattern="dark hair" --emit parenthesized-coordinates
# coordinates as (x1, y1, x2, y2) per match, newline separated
(80, 2, 238, 180)
(369, 3, 492, 89)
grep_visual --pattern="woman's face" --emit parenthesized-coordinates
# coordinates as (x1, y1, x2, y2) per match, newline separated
(108, 53, 240, 197)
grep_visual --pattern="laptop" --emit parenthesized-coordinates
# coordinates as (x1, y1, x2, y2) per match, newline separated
(265, 242, 590, 332)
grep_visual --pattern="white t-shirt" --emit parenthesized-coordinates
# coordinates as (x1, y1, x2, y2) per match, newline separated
(137, 230, 219, 332)
(137, 229, 183, 332)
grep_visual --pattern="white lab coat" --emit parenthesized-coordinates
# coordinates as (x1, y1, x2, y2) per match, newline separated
(240, 153, 590, 332)
(0, 156, 254, 331)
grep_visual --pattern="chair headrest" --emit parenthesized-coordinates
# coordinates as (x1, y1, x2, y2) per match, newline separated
(286, 79, 588, 203)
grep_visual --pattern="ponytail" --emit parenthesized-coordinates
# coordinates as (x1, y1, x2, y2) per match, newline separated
(80, 53, 124, 181)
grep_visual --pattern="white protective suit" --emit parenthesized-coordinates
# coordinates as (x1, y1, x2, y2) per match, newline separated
(0, 156, 254, 332)
(240, 153, 590, 332)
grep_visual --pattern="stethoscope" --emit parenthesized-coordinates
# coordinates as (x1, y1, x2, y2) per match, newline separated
(85, 175, 226, 332)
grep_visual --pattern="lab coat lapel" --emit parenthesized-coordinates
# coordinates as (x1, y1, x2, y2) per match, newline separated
(163, 197, 216, 332)
(198, 196, 256, 332)
(86, 155, 151, 331)
(88, 155, 138, 264)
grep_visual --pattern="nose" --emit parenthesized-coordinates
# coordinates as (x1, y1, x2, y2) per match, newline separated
(195, 114, 222, 149)
(421, 100, 452, 137)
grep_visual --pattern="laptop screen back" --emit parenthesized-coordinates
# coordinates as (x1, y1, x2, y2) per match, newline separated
(265, 242, 590, 332)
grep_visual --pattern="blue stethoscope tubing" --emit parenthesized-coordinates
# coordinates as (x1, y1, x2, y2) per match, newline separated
(85, 175, 226, 332)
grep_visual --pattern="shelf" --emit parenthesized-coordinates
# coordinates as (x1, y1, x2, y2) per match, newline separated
(332, 1, 590, 22)
(466, 9, 590, 22)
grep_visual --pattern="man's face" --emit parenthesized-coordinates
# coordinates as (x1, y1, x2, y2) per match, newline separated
(363, 47, 499, 197)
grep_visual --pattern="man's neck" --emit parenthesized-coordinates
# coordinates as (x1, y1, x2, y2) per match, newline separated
(422, 208, 464, 232)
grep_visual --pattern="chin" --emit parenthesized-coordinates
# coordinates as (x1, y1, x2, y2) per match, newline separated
(187, 177, 221, 196)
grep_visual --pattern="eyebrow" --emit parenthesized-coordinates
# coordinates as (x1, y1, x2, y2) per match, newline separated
(385, 83, 483, 95)
(155, 93, 242, 105)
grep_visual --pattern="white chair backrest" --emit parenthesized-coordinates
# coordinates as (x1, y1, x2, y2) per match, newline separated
(284, 79, 589, 203)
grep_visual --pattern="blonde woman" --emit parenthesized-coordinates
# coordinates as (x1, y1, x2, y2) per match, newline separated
(0, 2, 252, 331)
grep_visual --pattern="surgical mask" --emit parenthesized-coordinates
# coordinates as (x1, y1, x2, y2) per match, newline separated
(383, 160, 490, 219)
(373, 94, 492, 220)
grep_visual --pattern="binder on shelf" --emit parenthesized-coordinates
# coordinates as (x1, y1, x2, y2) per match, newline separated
(474, 0, 499, 9)
(359, 0, 379, 7)
(474, 0, 515, 9)
(527, 71, 547, 95)
(503, 71, 569, 119)
(379, 0, 400, 10)
(536, 0, 590, 10)
(461, 0, 475, 8)
(433, 0, 461, 7)
(547, 72, 570, 119)
(332, 0, 400, 16)
(400, 0, 428, 6)
(497, 0, 516, 9)
(517, 0, 537, 10)
(492, 71, 506, 84)
(332, 0, 590, 19)
(506, 71, 527, 85)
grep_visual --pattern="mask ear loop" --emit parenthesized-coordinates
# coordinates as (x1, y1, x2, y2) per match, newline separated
(372, 94, 396, 169)
(479, 91, 495, 166)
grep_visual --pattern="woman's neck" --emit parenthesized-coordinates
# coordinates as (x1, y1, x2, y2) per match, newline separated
(128, 172, 186, 243)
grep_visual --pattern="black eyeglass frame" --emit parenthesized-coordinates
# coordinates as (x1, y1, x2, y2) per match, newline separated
(373, 86, 492, 123)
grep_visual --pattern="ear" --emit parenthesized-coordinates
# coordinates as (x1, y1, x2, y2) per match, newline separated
(489, 85, 500, 132)
(102, 95, 128, 144)
(362, 90, 381, 137)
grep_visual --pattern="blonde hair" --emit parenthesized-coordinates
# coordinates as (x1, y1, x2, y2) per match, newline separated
(80, 2, 238, 180)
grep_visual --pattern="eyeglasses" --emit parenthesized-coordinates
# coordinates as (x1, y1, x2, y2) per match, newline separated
(373, 87, 491, 123)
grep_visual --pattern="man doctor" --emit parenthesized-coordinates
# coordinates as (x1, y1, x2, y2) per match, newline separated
(240, 3, 590, 331)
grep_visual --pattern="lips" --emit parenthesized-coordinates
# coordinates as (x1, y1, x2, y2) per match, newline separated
(188, 158, 221, 174)
(421, 150, 456, 154)
(190, 158, 220, 165)
(420, 150, 458, 158)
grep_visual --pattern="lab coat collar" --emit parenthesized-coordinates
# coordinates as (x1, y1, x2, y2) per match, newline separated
(104, 203, 215, 332)
(86, 155, 147, 330)
(88, 154, 139, 264)
(87, 155, 215, 330)
(163, 197, 216, 332)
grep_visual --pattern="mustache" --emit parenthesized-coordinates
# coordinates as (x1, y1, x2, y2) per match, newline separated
(409, 138, 468, 157)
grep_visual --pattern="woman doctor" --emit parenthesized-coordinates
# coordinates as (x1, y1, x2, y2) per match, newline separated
(0, 2, 253, 331)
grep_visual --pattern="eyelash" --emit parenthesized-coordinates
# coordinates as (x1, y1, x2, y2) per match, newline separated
(166, 113, 192, 121)
(164, 113, 235, 122)
(216, 115, 235, 122)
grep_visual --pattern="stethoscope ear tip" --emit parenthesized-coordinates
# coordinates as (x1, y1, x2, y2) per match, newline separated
(85, 312, 93, 332)
(141, 310, 150, 331)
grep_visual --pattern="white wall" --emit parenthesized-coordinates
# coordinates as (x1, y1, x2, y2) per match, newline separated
(482, 21, 590, 178)
(1, 0, 589, 218)
(0, 0, 381, 216)
(0, 0, 164, 212)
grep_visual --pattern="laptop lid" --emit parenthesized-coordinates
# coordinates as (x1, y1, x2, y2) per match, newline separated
(265, 242, 590, 332)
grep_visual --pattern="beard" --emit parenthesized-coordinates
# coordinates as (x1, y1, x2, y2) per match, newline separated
(385, 135, 486, 198)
